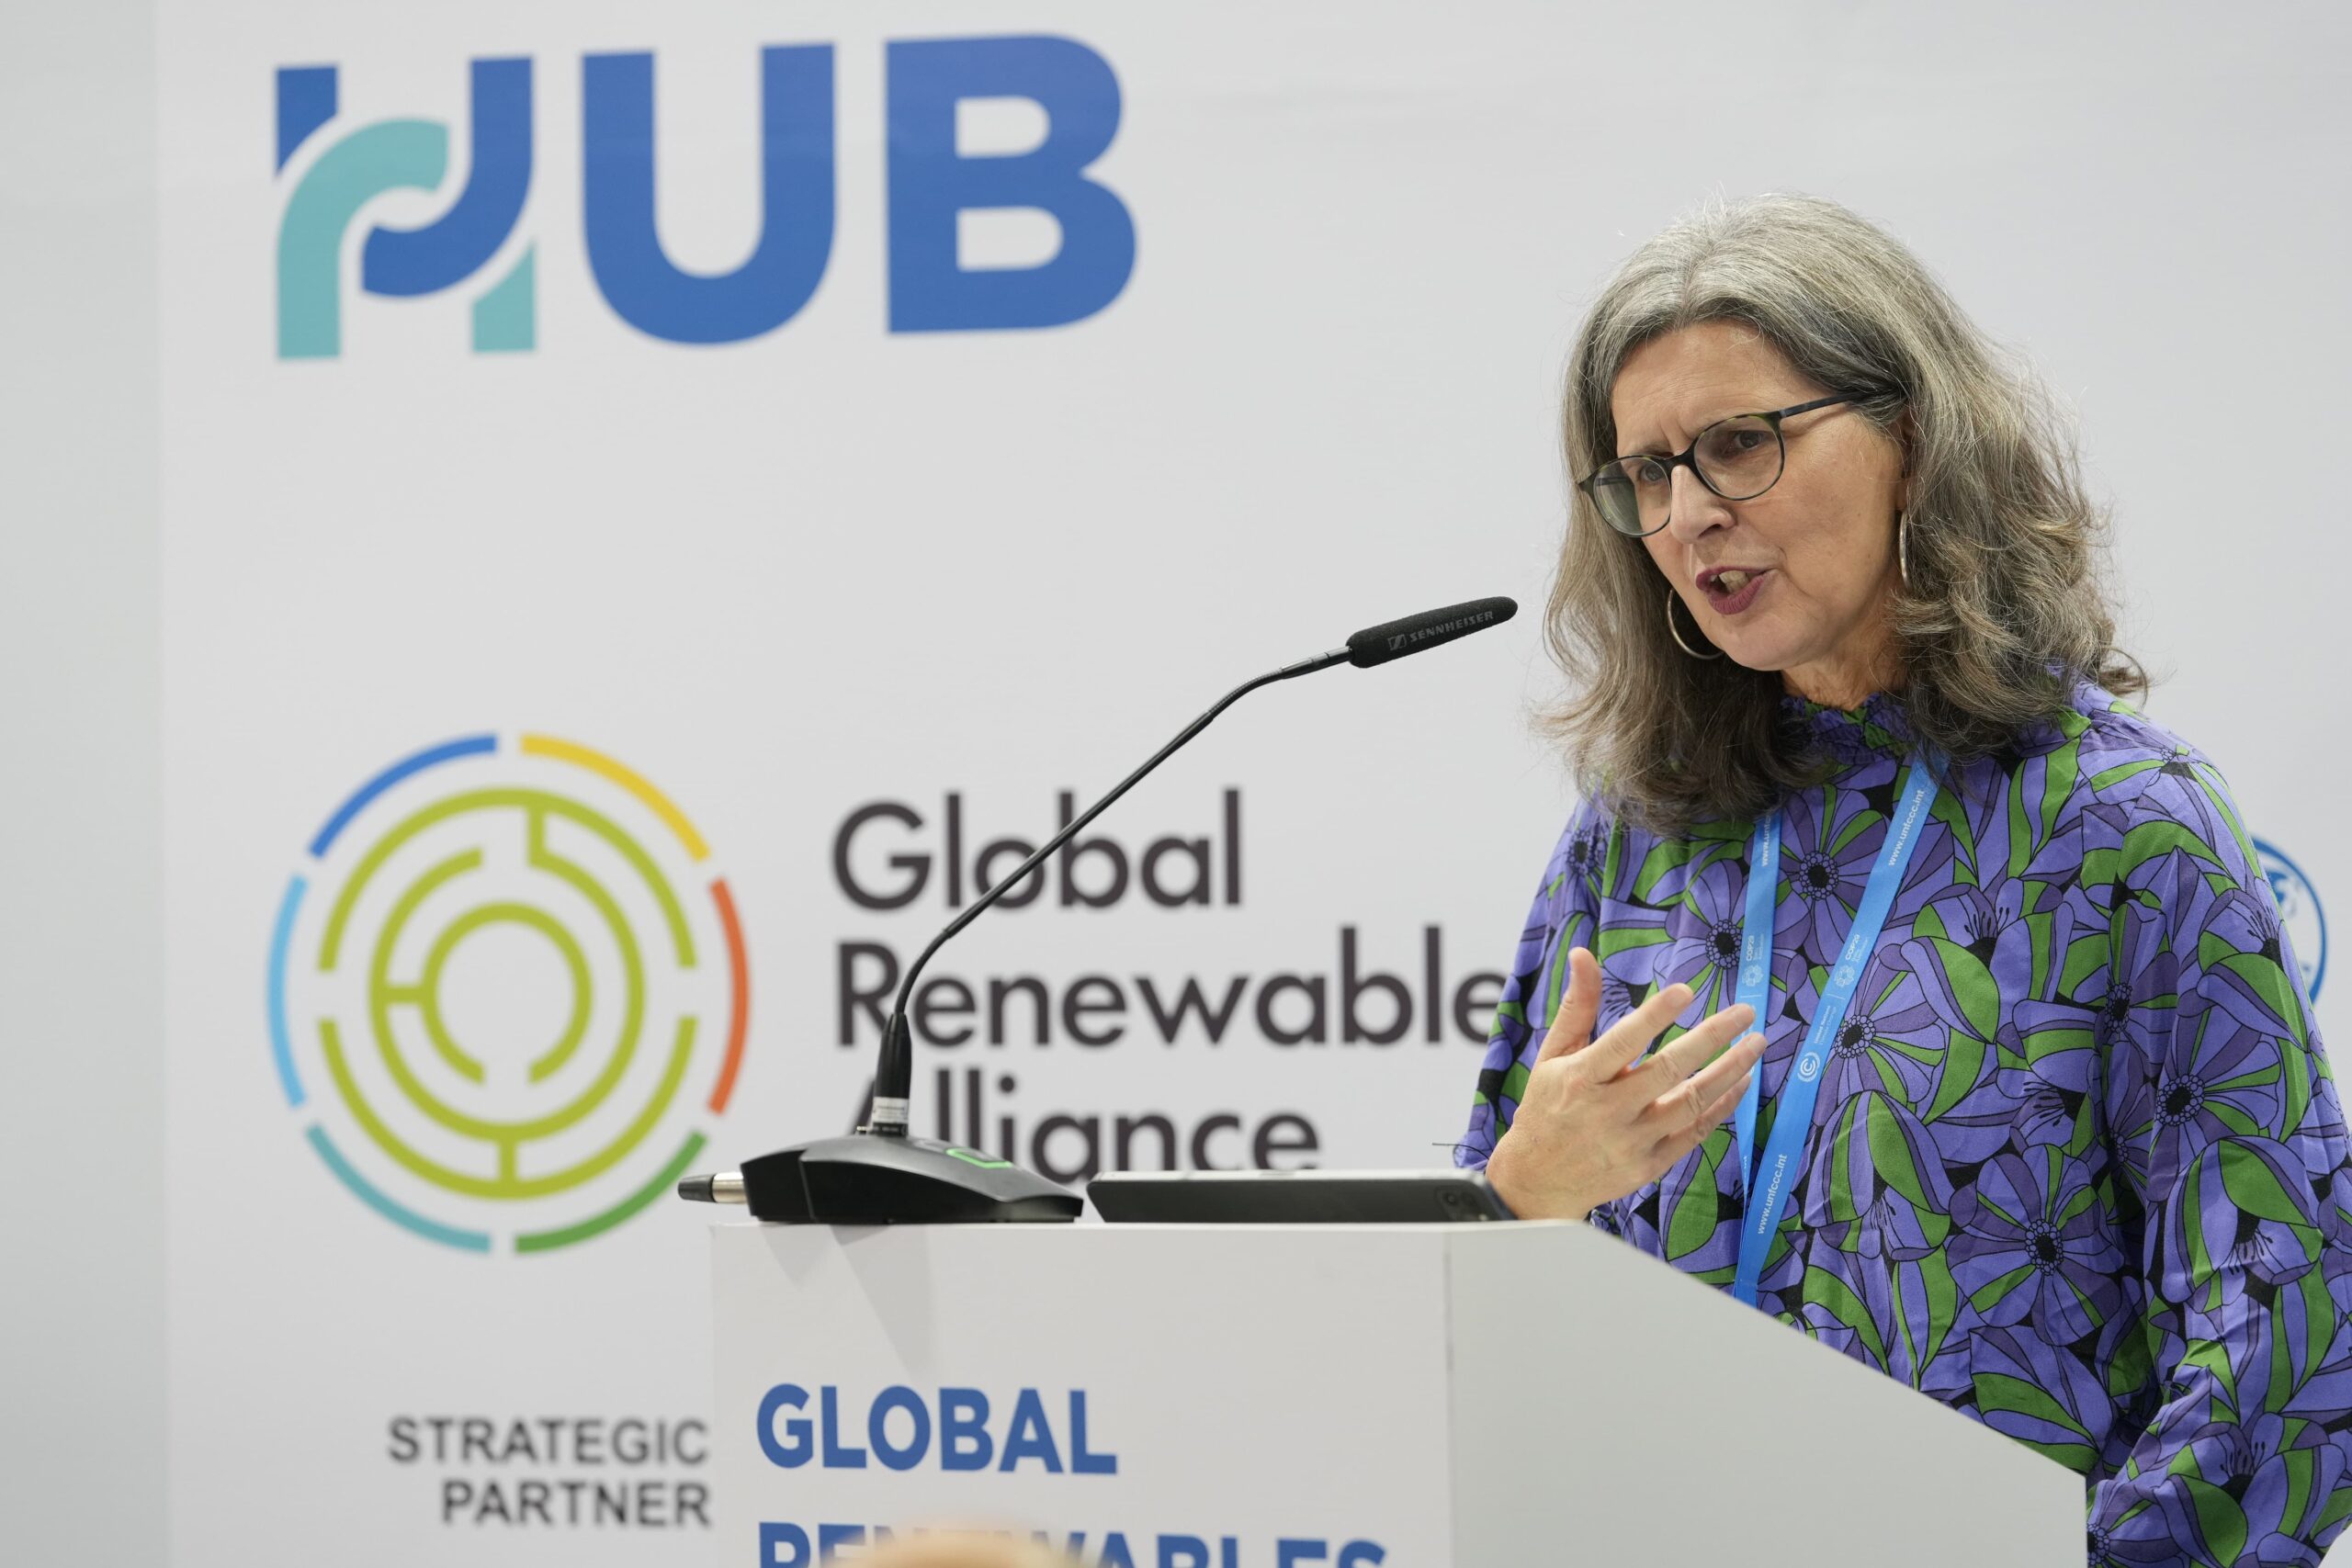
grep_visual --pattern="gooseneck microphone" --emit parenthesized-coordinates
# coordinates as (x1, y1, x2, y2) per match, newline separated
(680, 595, 1516, 1224)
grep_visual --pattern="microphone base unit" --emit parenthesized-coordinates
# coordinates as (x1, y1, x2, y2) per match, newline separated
(680, 1134, 1083, 1224)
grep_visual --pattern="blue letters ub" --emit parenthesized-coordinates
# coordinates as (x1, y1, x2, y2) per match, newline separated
(580, 36, 1136, 343)
(275, 61, 536, 359)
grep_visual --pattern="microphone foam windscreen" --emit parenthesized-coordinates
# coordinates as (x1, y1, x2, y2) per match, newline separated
(1345, 596, 1518, 669)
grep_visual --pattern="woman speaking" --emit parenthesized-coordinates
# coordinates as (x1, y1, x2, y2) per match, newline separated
(1458, 195, 2350, 1563)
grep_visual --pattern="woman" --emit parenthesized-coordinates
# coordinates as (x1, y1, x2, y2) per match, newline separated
(1457, 195, 2350, 1565)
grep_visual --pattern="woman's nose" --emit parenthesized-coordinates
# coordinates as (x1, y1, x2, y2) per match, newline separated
(1663, 463, 1733, 541)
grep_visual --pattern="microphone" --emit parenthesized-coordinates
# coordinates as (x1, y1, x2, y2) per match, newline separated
(1345, 597, 1516, 669)
(679, 594, 1518, 1224)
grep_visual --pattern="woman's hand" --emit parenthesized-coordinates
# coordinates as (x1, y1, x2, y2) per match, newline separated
(1485, 946, 1765, 1221)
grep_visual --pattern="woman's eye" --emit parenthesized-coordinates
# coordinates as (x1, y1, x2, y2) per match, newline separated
(1634, 459, 1669, 485)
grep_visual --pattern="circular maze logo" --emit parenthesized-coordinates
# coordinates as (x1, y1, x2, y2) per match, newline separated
(267, 734, 748, 1253)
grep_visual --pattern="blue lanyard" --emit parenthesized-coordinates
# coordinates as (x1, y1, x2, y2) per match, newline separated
(1728, 756, 1939, 1307)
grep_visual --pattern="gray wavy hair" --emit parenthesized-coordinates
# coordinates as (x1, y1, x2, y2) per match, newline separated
(1546, 193, 2143, 830)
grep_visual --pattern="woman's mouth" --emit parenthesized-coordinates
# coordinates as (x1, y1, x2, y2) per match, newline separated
(1700, 567, 1770, 616)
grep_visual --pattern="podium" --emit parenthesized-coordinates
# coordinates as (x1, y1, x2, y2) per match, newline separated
(709, 1220, 2080, 1565)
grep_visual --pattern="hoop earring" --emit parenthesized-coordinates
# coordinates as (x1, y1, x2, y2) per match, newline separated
(1665, 589, 1722, 660)
(1896, 509, 1913, 592)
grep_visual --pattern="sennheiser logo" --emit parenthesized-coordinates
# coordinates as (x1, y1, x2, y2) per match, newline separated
(1387, 610, 1495, 655)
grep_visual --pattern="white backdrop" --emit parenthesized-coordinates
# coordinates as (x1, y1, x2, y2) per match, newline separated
(154, 2, 2346, 1562)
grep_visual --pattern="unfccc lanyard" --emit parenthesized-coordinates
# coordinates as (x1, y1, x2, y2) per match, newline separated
(1728, 756, 1939, 1307)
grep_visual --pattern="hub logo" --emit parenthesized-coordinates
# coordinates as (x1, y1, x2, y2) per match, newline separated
(274, 36, 1135, 359)
(2256, 838, 2328, 1002)
(267, 734, 750, 1253)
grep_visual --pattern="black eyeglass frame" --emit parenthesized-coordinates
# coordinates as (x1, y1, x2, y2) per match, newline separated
(1577, 393, 1861, 538)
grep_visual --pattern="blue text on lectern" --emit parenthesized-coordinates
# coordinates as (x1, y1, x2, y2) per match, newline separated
(757, 1383, 1119, 1473)
(758, 1525, 1389, 1568)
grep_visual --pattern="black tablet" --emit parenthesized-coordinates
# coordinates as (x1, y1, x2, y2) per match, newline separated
(1086, 1168, 1515, 1224)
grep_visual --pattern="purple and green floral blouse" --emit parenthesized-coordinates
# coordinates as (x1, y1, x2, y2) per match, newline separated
(1456, 685, 2350, 1565)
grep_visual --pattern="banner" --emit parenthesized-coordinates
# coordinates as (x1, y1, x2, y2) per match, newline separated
(158, 3, 2340, 1562)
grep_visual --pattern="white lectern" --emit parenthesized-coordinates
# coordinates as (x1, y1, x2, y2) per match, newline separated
(710, 1221, 2079, 1566)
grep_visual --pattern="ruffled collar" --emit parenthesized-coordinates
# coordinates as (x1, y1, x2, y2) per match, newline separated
(1781, 678, 2109, 769)
(1780, 688, 1916, 765)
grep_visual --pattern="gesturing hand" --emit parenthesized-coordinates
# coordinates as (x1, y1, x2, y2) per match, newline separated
(1484, 946, 1765, 1222)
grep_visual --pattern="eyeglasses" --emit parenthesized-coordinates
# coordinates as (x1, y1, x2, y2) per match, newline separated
(1577, 394, 1860, 537)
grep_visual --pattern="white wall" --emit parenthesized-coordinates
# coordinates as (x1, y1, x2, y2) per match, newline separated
(0, 4, 164, 1565)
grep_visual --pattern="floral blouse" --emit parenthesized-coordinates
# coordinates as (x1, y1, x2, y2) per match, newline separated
(1456, 685, 2350, 1565)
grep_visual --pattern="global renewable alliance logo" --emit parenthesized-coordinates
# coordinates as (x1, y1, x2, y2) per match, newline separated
(267, 734, 749, 1253)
